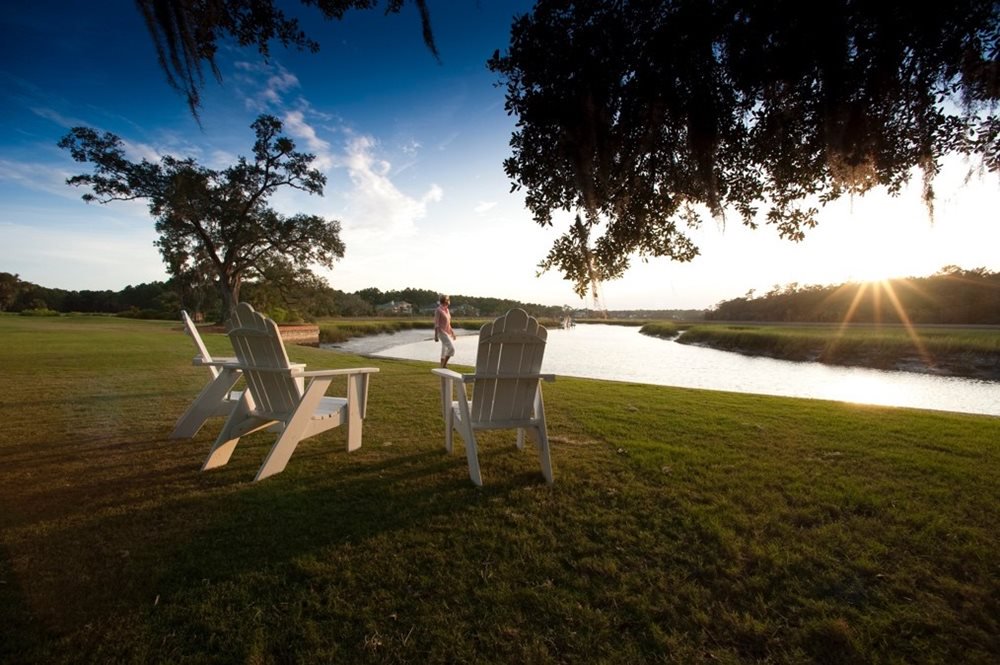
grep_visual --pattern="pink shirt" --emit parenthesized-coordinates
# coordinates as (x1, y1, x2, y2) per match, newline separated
(434, 304, 453, 336)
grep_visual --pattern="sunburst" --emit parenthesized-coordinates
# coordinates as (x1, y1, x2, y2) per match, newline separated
(824, 278, 935, 370)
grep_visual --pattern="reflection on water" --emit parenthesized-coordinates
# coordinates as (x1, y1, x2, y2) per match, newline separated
(325, 324, 1000, 417)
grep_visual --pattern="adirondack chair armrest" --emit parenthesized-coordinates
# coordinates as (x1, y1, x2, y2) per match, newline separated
(431, 368, 464, 381)
(460, 373, 556, 383)
(193, 355, 237, 367)
(298, 367, 380, 378)
(205, 362, 308, 372)
(199, 358, 243, 368)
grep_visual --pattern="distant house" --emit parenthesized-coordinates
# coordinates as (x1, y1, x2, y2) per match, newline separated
(418, 302, 479, 317)
(375, 300, 413, 315)
(450, 303, 479, 317)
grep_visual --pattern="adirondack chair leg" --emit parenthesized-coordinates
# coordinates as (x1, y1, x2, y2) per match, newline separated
(535, 425, 554, 484)
(455, 396, 482, 486)
(516, 428, 526, 450)
(438, 375, 455, 453)
(171, 366, 242, 439)
(438, 376, 449, 420)
(461, 428, 483, 486)
(535, 392, 554, 484)
(203, 394, 265, 470)
(344, 373, 368, 452)
(444, 406, 454, 453)
(255, 378, 332, 481)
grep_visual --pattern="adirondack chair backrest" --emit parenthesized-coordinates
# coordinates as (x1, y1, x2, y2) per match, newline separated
(182, 309, 221, 379)
(471, 308, 548, 424)
(226, 302, 302, 418)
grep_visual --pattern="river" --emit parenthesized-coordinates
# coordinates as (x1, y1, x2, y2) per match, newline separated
(323, 324, 1000, 417)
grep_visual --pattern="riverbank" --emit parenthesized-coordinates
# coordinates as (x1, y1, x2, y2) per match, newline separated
(315, 316, 562, 344)
(2, 314, 998, 663)
(653, 323, 1000, 381)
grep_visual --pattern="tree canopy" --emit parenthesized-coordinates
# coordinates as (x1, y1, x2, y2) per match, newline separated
(488, 0, 1000, 297)
(59, 114, 345, 316)
(136, 0, 438, 117)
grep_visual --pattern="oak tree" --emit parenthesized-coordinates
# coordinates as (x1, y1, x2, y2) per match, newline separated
(488, 0, 1000, 296)
(136, 0, 439, 118)
(59, 114, 345, 316)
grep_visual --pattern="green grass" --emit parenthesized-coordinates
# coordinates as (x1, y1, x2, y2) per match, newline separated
(639, 321, 679, 338)
(1, 313, 998, 663)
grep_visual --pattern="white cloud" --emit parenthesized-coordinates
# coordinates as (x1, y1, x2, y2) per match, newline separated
(30, 106, 87, 129)
(283, 110, 334, 170)
(120, 138, 161, 164)
(208, 149, 238, 169)
(0, 159, 85, 200)
(233, 61, 301, 112)
(337, 135, 443, 240)
(474, 201, 497, 214)
(401, 139, 422, 156)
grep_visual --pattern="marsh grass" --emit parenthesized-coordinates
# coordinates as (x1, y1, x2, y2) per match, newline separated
(317, 318, 434, 343)
(317, 317, 560, 343)
(576, 318, 646, 326)
(679, 323, 1000, 376)
(1, 314, 998, 663)
(638, 321, 679, 338)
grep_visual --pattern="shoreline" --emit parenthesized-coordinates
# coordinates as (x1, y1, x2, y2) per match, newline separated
(675, 338, 1000, 382)
(323, 324, 1000, 385)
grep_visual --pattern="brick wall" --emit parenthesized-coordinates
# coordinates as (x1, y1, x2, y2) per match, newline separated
(277, 325, 320, 346)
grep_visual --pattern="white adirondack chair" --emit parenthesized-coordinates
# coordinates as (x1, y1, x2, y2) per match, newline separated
(202, 302, 379, 481)
(432, 308, 555, 486)
(170, 310, 245, 439)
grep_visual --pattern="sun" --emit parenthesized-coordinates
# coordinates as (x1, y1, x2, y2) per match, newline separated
(847, 261, 906, 284)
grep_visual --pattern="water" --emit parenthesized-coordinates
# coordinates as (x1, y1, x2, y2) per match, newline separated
(324, 324, 1000, 417)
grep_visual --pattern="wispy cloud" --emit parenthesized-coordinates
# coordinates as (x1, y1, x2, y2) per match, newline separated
(31, 105, 164, 165)
(223, 60, 440, 241)
(119, 138, 162, 164)
(0, 159, 84, 199)
(233, 61, 301, 112)
(339, 134, 443, 238)
(474, 201, 498, 214)
(30, 106, 87, 129)
(401, 139, 422, 156)
(283, 110, 334, 170)
(437, 131, 460, 151)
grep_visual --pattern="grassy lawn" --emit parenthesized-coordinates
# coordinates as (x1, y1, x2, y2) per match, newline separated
(1, 314, 998, 663)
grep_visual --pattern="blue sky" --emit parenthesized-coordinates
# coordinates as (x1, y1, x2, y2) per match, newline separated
(2, 1, 998, 310)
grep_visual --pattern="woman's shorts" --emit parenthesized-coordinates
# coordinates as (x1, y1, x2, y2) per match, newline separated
(440, 335, 455, 358)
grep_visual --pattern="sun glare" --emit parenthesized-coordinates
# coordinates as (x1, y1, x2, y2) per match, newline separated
(848, 263, 905, 284)
(826, 374, 903, 408)
(827, 277, 935, 374)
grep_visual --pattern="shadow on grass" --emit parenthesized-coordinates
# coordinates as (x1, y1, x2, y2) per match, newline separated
(0, 544, 50, 661)
(0, 415, 540, 646)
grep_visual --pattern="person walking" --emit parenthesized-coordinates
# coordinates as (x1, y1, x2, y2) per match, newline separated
(434, 294, 457, 367)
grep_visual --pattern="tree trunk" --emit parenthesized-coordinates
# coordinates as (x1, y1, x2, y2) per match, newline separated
(218, 273, 241, 323)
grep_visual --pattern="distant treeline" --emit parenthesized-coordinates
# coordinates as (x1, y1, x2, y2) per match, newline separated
(706, 266, 1000, 324)
(600, 309, 707, 321)
(0, 273, 569, 321)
